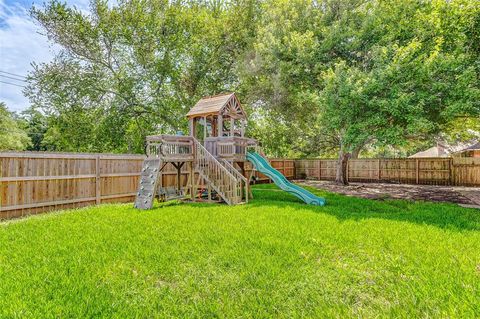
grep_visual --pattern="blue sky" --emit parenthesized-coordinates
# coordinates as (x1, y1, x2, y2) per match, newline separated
(0, 0, 90, 112)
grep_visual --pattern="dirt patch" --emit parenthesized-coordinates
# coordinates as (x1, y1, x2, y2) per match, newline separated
(297, 180, 480, 208)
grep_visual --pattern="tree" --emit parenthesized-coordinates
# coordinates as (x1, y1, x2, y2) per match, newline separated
(241, 0, 480, 184)
(0, 102, 31, 150)
(26, 0, 259, 153)
(20, 107, 57, 151)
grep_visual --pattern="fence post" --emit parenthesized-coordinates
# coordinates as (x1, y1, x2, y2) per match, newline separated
(416, 159, 419, 184)
(449, 158, 454, 186)
(95, 155, 101, 204)
(317, 160, 321, 180)
(293, 160, 296, 180)
(346, 159, 350, 183)
(377, 159, 381, 181)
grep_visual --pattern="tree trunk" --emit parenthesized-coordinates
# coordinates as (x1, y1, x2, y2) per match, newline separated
(335, 150, 351, 185)
(351, 145, 362, 159)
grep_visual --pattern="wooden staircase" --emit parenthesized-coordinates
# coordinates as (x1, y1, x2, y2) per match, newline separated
(192, 138, 243, 205)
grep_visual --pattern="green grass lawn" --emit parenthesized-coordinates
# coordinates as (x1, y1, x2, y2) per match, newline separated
(1, 184, 479, 318)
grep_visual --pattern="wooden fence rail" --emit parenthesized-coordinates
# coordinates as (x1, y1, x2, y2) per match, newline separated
(0, 152, 294, 219)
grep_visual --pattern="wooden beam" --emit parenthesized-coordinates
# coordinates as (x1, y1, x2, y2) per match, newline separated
(0, 174, 96, 182)
(189, 162, 194, 200)
(189, 118, 194, 137)
(203, 116, 207, 141)
(0, 152, 144, 160)
(218, 114, 223, 137)
(101, 193, 136, 200)
(0, 197, 97, 212)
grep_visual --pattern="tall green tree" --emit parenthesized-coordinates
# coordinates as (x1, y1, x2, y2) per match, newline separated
(26, 0, 259, 153)
(21, 107, 56, 151)
(242, 0, 480, 184)
(0, 102, 31, 150)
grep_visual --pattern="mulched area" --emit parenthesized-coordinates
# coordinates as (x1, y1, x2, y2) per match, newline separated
(297, 180, 480, 207)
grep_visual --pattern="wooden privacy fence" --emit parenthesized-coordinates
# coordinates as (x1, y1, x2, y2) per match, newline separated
(295, 157, 480, 186)
(2, 152, 479, 220)
(0, 152, 295, 219)
(0, 152, 144, 219)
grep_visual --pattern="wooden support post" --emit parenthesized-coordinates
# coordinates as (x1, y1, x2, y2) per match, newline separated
(247, 169, 255, 199)
(203, 116, 207, 141)
(172, 162, 184, 192)
(230, 118, 234, 136)
(207, 182, 212, 201)
(211, 116, 216, 137)
(158, 162, 163, 200)
(218, 114, 223, 137)
(189, 118, 194, 137)
(237, 162, 246, 203)
(95, 155, 101, 204)
(195, 174, 202, 201)
(190, 162, 194, 200)
(177, 163, 181, 192)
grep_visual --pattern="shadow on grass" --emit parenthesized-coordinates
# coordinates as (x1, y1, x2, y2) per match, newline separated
(249, 184, 480, 232)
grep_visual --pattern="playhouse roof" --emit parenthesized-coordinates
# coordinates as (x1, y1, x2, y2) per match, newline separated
(186, 93, 246, 119)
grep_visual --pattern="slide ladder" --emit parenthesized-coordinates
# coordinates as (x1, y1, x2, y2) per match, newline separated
(246, 151, 325, 206)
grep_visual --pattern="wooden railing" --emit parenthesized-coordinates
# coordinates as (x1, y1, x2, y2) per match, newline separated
(205, 137, 257, 161)
(193, 138, 242, 205)
(220, 159, 247, 203)
(146, 135, 193, 161)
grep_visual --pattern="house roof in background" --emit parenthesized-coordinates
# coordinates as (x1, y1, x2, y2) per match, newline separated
(455, 142, 480, 152)
(409, 146, 449, 158)
(410, 140, 479, 158)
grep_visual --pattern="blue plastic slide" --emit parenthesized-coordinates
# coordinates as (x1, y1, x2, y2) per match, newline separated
(247, 151, 326, 206)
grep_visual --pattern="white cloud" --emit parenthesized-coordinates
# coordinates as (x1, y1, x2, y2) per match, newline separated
(0, 0, 90, 113)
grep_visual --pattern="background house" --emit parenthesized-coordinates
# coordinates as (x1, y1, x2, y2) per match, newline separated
(452, 142, 480, 158)
(409, 141, 477, 158)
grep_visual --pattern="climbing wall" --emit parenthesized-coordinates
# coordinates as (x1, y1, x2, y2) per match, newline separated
(134, 158, 162, 209)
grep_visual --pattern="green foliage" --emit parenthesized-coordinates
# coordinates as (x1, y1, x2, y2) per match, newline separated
(26, 0, 480, 159)
(20, 107, 55, 151)
(27, 0, 258, 153)
(0, 102, 31, 151)
(242, 0, 480, 159)
(1, 185, 479, 317)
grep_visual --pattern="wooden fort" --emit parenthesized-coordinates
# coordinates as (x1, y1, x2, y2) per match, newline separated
(134, 93, 258, 209)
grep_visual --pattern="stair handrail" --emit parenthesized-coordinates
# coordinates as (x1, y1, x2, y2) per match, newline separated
(192, 138, 240, 205)
(220, 159, 247, 203)
(220, 159, 247, 183)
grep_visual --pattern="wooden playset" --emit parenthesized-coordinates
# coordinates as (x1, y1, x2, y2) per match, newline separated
(134, 93, 325, 209)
